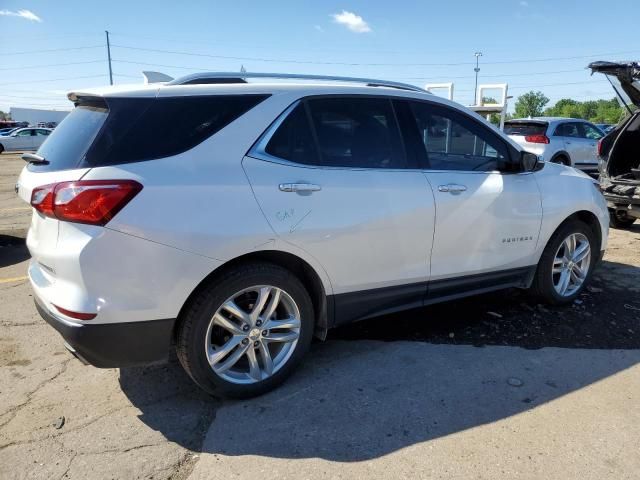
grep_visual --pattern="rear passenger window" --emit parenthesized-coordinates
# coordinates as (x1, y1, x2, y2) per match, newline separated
(409, 101, 510, 171)
(265, 103, 319, 164)
(307, 97, 406, 169)
(554, 123, 580, 138)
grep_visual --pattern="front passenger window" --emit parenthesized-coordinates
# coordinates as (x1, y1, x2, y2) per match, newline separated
(582, 124, 603, 140)
(409, 101, 509, 171)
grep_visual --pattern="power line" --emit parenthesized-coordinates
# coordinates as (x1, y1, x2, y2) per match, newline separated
(0, 45, 104, 56)
(0, 60, 104, 71)
(0, 75, 106, 86)
(110, 43, 640, 67)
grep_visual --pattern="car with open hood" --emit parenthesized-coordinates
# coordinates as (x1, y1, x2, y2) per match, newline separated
(589, 61, 640, 228)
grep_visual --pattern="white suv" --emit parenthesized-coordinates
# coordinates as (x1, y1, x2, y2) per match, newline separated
(17, 73, 609, 398)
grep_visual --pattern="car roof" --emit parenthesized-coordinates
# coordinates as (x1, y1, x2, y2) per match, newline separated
(507, 117, 591, 124)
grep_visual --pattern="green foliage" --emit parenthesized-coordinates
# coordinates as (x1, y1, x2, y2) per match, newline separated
(543, 97, 626, 124)
(514, 91, 550, 118)
(0, 111, 8, 121)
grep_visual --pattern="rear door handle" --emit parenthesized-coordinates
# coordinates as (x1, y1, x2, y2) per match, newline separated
(279, 183, 322, 193)
(438, 184, 467, 193)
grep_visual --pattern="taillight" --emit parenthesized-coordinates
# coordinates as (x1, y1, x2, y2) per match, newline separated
(597, 138, 603, 156)
(524, 134, 550, 144)
(31, 180, 142, 226)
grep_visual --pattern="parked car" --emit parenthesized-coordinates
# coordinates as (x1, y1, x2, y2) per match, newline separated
(596, 123, 615, 134)
(0, 127, 52, 153)
(0, 127, 19, 136)
(17, 73, 609, 398)
(504, 117, 604, 173)
(590, 61, 640, 228)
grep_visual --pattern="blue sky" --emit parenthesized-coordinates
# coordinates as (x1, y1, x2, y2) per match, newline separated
(0, 0, 637, 113)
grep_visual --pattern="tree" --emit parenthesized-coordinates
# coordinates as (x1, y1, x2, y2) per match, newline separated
(514, 91, 549, 118)
(0, 111, 8, 121)
(544, 98, 625, 124)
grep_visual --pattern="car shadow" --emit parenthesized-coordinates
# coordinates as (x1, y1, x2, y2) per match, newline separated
(119, 259, 640, 461)
(0, 236, 30, 268)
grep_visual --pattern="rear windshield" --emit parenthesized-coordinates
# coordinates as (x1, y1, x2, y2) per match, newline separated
(30, 94, 269, 172)
(33, 101, 108, 172)
(503, 122, 548, 136)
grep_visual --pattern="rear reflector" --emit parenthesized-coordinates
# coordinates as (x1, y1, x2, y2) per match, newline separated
(524, 134, 550, 144)
(53, 304, 97, 320)
(31, 180, 142, 226)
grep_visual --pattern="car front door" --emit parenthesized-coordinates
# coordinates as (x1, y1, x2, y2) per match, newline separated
(244, 96, 436, 323)
(10, 129, 34, 150)
(576, 123, 603, 169)
(399, 99, 542, 297)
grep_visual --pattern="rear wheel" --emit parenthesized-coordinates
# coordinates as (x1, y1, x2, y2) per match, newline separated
(176, 263, 314, 398)
(609, 210, 636, 229)
(0, 144, 4, 154)
(552, 154, 570, 166)
(530, 220, 597, 304)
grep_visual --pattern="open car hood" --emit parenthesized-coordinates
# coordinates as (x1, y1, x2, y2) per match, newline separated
(589, 61, 640, 108)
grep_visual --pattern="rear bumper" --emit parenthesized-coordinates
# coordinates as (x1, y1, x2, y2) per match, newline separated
(35, 296, 175, 368)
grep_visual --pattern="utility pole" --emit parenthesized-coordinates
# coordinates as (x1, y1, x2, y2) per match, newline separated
(105, 30, 113, 86)
(473, 51, 482, 105)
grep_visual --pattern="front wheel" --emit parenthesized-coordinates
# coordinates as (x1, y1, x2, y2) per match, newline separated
(176, 263, 314, 398)
(530, 220, 597, 304)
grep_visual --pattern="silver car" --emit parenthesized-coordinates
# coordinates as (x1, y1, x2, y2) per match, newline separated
(0, 127, 52, 154)
(504, 117, 604, 172)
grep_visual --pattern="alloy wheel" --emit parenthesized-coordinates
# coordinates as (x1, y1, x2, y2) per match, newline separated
(205, 285, 301, 384)
(552, 232, 591, 297)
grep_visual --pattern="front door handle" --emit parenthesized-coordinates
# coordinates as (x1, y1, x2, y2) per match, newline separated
(438, 184, 467, 193)
(279, 183, 322, 193)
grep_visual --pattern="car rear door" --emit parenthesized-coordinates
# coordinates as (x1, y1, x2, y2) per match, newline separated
(34, 129, 51, 149)
(244, 96, 436, 323)
(398, 99, 542, 296)
(554, 122, 586, 165)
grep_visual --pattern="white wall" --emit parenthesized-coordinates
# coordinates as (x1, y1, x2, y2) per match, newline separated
(9, 107, 70, 125)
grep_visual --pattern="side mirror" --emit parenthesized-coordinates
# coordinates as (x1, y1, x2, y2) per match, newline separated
(521, 151, 541, 172)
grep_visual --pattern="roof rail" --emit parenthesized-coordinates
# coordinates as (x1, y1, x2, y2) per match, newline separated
(167, 72, 426, 93)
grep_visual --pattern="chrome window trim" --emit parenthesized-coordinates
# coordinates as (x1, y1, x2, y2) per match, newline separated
(247, 96, 528, 175)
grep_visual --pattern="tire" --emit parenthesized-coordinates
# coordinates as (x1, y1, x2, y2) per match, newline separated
(176, 262, 314, 398)
(552, 155, 570, 166)
(530, 219, 598, 305)
(0, 144, 4, 154)
(609, 210, 636, 229)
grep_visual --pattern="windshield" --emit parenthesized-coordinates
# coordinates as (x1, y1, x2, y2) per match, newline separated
(29, 101, 108, 172)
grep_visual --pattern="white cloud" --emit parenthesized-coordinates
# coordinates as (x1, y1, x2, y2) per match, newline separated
(519, 0, 529, 6)
(331, 10, 371, 33)
(314, 24, 324, 32)
(0, 9, 43, 22)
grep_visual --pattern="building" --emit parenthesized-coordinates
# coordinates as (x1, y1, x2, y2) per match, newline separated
(9, 107, 70, 126)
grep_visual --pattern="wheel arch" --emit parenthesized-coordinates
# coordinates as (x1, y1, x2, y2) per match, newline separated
(550, 151, 571, 165)
(175, 250, 332, 343)
(544, 210, 603, 257)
